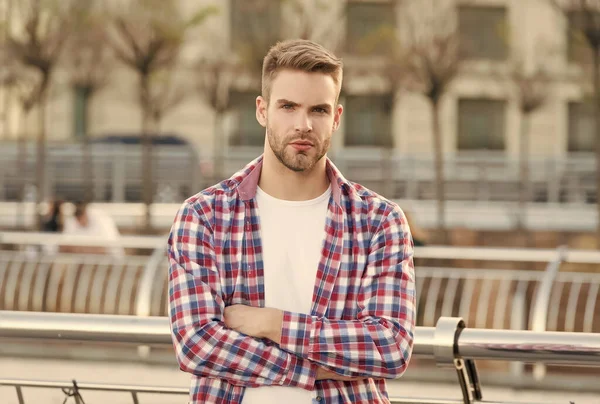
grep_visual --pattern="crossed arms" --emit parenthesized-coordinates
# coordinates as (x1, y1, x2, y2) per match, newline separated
(168, 201, 415, 389)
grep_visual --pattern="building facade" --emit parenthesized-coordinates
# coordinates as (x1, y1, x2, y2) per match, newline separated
(0, 0, 595, 161)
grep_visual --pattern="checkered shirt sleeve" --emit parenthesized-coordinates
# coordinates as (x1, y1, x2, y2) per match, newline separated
(168, 200, 317, 389)
(278, 205, 415, 378)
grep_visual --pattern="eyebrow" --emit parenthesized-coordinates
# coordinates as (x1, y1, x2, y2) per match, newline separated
(276, 99, 300, 106)
(275, 99, 332, 111)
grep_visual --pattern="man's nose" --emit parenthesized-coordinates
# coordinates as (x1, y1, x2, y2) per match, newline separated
(294, 111, 312, 133)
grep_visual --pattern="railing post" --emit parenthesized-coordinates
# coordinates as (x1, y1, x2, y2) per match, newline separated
(136, 241, 168, 358)
(112, 148, 125, 203)
(15, 386, 25, 404)
(406, 156, 418, 200)
(434, 317, 482, 404)
(509, 281, 528, 378)
(547, 158, 560, 203)
(531, 245, 567, 380)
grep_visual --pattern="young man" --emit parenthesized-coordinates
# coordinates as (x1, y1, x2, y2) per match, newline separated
(168, 39, 415, 404)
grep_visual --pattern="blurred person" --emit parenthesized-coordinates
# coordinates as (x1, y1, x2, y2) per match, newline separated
(41, 199, 64, 233)
(168, 39, 416, 404)
(62, 201, 124, 258)
(37, 199, 65, 255)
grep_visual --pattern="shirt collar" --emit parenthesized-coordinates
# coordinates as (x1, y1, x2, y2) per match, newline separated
(237, 155, 348, 207)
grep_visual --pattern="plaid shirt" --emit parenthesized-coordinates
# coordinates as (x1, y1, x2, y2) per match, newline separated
(168, 156, 415, 403)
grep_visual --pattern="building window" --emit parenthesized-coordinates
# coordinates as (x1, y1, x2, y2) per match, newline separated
(459, 6, 508, 61)
(458, 99, 506, 151)
(346, 1, 396, 55)
(73, 85, 90, 138)
(344, 94, 393, 147)
(567, 11, 599, 65)
(229, 91, 264, 147)
(568, 101, 595, 152)
(230, 0, 280, 63)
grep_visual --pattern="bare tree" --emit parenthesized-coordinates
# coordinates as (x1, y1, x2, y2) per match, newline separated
(146, 69, 190, 133)
(232, 0, 283, 81)
(5, 0, 74, 224)
(509, 61, 551, 232)
(551, 0, 600, 246)
(285, 0, 346, 51)
(0, 58, 43, 227)
(0, 0, 14, 141)
(64, 2, 113, 203)
(195, 52, 243, 182)
(197, 0, 282, 182)
(107, 0, 216, 230)
(394, 0, 463, 242)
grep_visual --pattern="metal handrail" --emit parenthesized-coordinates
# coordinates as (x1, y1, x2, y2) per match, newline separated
(0, 378, 529, 404)
(3, 238, 600, 334)
(2, 312, 599, 404)
(0, 231, 164, 250)
(1, 311, 599, 367)
(4, 231, 600, 263)
(530, 246, 567, 379)
(0, 378, 188, 394)
(135, 245, 168, 317)
(415, 245, 600, 263)
(1, 201, 598, 232)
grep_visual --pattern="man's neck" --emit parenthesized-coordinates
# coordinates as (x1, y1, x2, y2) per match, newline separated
(259, 152, 330, 201)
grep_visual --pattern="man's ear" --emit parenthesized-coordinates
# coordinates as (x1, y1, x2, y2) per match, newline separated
(332, 104, 343, 132)
(256, 96, 267, 128)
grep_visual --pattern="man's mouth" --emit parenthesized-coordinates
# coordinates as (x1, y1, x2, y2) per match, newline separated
(289, 140, 314, 151)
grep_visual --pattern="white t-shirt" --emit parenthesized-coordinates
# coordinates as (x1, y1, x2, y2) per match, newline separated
(242, 185, 331, 404)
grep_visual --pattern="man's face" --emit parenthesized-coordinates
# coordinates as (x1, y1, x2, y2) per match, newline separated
(256, 69, 343, 172)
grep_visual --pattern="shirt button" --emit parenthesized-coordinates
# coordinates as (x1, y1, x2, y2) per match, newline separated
(316, 396, 322, 402)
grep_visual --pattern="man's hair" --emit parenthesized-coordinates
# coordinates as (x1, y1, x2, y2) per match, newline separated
(261, 39, 343, 103)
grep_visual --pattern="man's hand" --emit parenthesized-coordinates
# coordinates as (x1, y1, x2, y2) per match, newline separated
(224, 305, 283, 343)
(315, 367, 363, 381)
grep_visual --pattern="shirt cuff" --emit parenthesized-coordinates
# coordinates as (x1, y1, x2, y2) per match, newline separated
(279, 311, 314, 358)
(279, 354, 318, 390)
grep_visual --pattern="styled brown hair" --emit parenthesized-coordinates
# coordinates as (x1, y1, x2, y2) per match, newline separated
(261, 39, 343, 103)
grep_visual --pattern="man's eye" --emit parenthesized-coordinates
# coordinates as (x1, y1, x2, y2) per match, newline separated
(314, 108, 327, 114)
(282, 104, 293, 109)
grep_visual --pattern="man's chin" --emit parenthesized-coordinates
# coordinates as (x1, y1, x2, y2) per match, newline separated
(281, 156, 312, 172)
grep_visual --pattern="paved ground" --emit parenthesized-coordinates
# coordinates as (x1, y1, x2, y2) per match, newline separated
(1, 357, 599, 404)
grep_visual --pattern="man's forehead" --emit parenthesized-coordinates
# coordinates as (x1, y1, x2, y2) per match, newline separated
(270, 70, 337, 104)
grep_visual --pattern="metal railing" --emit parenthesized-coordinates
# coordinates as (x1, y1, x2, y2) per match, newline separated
(2, 231, 600, 385)
(0, 234, 168, 317)
(0, 143, 596, 204)
(2, 232, 600, 331)
(1, 312, 599, 404)
(0, 379, 188, 404)
(0, 200, 597, 232)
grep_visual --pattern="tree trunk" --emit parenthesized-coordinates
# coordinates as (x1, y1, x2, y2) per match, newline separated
(35, 94, 47, 229)
(594, 48, 600, 249)
(17, 112, 28, 230)
(140, 73, 153, 232)
(213, 111, 224, 183)
(518, 113, 531, 232)
(1, 0, 13, 141)
(431, 99, 446, 243)
(82, 91, 94, 203)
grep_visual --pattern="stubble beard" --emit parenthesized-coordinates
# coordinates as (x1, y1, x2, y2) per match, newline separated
(267, 123, 330, 173)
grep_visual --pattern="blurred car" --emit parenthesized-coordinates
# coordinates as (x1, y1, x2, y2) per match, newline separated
(90, 133, 191, 146)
